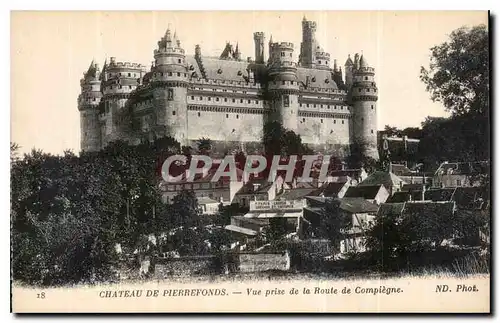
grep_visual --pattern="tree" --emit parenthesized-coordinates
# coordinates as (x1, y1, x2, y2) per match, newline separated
(197, 137, 212, 155)
(318, 199, 351, 253)
(420, 24, 489, 117)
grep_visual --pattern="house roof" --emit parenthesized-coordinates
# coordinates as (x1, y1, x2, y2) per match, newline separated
(434, 161, 490, 176)
(235, 179, 275, 195)
(304, 196, 379, 214)
(377, 201, 455, 218)
(359, 171, 406, 188)
(391, 164, 413, 176)
(317, 182, 348, 197)
(277, 188, 320, 201)
(344, 185, 384, 199)
(296, 67, 339, 90)
(388, 187, 488, 210)
(197, 196, 220, 205)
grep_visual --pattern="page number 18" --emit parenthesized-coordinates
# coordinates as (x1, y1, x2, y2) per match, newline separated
(37, 292, 45, 299)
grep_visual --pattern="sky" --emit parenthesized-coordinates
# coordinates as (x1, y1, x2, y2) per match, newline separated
(10, 11, 488, 155)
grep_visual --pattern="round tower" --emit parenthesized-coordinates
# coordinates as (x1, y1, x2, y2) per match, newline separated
(267, 42, 300, 132)
(78, 60, 103, 152)
(351, 55, 379, 160)
(101, 57, 146, 145)
(152, 28, 189, 145)
(253, 32, 265, 64)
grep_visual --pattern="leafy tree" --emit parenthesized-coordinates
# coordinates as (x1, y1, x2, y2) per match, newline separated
(318, 199, 351, 253)
(420, 24, 489, 117)
(197, 137, 212, 155)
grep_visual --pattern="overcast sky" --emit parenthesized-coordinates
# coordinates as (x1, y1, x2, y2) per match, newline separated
(11, 11, 488, 155)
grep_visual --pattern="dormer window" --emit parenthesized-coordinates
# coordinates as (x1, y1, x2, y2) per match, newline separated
(217, 69, 222, 74)
(237, 71, 242, 76)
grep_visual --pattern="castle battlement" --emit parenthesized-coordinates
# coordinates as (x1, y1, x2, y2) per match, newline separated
(154, 48, 186, 55)
(191, 78, 261, 89)
(271, 42, 294, 49)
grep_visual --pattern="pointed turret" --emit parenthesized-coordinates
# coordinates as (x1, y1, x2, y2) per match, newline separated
(359, 54, 369, 68)
(233, 42, 241, 60)
(345, 54, 354, 67)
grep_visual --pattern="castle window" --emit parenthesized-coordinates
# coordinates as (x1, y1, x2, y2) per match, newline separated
(168, 89, 174, 101)
(318, 60, 321, 64)
(314, 104, 316, 108)
(93, 98, 96, 101)
(282, 81, 285, 85)
(302, 118, 306, 122)
(334, 120, 336, 124)
(342, 120, 344, 124)
(226, 114, 229, 118)
(200, 96, 203, 100)
(359, 89, 361, 92)
(177, 72, 180, 77)
(178, 59, 182, 63)
(281, 52, 285, 57)
(374, 89, 377, 92)
(191, 96, 195, 100)
(328, 106, 330, 109)
(371, 130, 374, 133)
(236, 115, 239, 119)
(341, 106, 343, 110)
(198, 112, 201, 117)
(224, 98, 228, 102)
(255, 100, 258, 104)
(371, 105, 374, 109)
(119, 73, 121, 76)
(213, 89, 216, 91)
(240, 99, 243, 103)
(300, 103, 302, 107)
(168, 72, 172, 76)
(119, 85, 122, 89)
(367, 89, 370, 92)
(232, 98, 235, 103)
(290, 53, 292, 57)
(321, 119, 323, 123)
(223, 89, 227, 92)
(172, 111, 176, 115)
(128, 73, 131, 77)
(306, 104, 309, 107)
(208, 97, 211, 101)
(184, 73, 187, 77)
(216, 97, 220, 102)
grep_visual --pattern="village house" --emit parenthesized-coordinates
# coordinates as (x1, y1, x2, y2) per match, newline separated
(232, 175, 285, 208)
(303, 196, 380, 254)
(357, 170, 407, 195)
(432, 161, 489, 188)
(159, 164, 245, 206)
(343, 184, 390, 205)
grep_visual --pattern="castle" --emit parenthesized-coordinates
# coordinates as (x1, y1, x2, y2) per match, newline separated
(78, 17, 379, 160)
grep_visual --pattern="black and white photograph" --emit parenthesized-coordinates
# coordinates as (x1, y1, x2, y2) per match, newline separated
(9, 9, 491, 313)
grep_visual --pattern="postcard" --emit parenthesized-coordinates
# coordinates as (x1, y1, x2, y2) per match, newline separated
(10, 10, 490, 313)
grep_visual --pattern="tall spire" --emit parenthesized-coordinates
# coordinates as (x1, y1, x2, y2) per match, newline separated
(269, 34, 273, 44)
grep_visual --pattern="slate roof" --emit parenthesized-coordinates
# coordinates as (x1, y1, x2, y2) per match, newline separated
(317, 182, 348, 197)
(197, 57, 252, 82)
(304, 196, 379, 214)
(359, 171, 406, 188)
(277, 188, 320, 201)
(296, 67, 339, 90)
(235, 179, 275, 195)
(344, 185, 384, 199)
